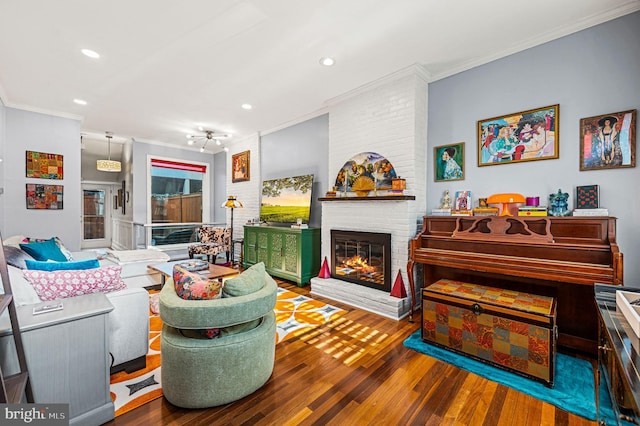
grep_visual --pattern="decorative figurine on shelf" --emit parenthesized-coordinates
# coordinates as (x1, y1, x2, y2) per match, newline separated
(441, 190, 452, 209)
(549, 189, 571, 216)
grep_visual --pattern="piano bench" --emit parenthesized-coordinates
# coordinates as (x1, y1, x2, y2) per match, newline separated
(422, 279, 558, 387)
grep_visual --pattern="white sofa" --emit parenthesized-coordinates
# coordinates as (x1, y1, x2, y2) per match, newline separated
(0, 250, 160, 375)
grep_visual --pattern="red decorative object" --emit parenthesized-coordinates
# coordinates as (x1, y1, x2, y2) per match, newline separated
(390, 270, 407, 298)
(318, 256, 331, 278)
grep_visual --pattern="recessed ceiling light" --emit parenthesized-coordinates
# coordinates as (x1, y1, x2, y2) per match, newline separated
(81, 49, 100, 59)
(223, 147, 229, 152)
(319, 57, 335, 66)
(241, 104, 252, 110)
(73, 99, 87, 105)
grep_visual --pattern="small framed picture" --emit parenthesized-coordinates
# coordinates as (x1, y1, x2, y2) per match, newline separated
(434, 142, 464, 182)
(579, 109, 636, 171)
(576, 185, 599, 209)
(477, 104, 559, 166)
(232, 150, 250, 183)
(454, 190, 472, 211)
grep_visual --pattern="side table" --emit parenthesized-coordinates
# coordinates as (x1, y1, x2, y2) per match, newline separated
(232, 238, 244, 265)
(5, 293, 115, 425)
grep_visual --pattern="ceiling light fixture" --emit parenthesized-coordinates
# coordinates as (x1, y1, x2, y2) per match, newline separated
(186, 130, 230, 153)
(81, 49, 100, 59)
(96, 131, 122, 172)
(73, 98, 87, 105)
(241, 104, 252, 110)
(319, 57, 335, 66)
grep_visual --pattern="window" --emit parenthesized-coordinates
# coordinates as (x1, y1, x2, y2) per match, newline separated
(148, 158, 210, 246)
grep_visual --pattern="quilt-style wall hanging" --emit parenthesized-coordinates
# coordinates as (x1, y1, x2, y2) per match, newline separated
(26, 150, 64, 179)
(26, 184, 64, 209)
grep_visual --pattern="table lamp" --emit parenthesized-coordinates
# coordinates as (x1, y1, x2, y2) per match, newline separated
(222, 196, 243, 261)
(487, 193, 525, 216)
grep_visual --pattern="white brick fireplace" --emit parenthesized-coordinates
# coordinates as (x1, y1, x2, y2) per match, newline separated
(310, 66, 428, 320)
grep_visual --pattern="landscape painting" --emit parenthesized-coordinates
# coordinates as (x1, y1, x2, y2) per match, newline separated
(260, 174, 314, 224)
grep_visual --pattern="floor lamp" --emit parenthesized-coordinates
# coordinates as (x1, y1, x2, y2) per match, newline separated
(222, 195, 243, 265)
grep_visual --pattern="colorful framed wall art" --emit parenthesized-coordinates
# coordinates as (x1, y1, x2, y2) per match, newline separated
(477, 104, 559, 166)
(26, 184, 64, 209)
(232, 150, 250, 183)
(434, 142, 464, 182)
(579, 109, 636, 171)
(576, 185, 599, 209)
(26, 151, 64, 179)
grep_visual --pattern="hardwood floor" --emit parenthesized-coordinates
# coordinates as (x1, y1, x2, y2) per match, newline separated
(107, 279, 598, 426)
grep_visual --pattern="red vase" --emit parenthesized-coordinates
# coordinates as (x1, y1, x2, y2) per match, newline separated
(390, 270, 407, 298)
(318, 256, 331, 278)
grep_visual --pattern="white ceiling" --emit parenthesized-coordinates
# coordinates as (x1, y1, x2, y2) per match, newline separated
(1, 0, 639, 155)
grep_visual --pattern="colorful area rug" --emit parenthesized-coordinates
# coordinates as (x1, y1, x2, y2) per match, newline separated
(109, 288, 346, 417)
(403, 331, 597, 420)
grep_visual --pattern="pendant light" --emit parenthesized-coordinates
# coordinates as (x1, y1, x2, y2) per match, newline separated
(96, 131, 122, 172)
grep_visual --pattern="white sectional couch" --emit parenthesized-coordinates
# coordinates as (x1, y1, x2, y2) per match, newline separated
(0, 246, 168, 375)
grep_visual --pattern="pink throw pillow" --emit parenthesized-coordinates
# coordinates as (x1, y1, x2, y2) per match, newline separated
(23, 266, 126, 301)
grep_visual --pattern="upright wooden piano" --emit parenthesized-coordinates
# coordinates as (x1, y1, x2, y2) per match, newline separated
(407, 215, 623, 354)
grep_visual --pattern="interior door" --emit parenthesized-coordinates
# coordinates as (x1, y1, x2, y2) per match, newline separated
(81, 184, 112, 249)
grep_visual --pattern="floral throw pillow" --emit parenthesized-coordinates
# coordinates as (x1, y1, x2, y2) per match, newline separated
(23, 266, 126, 301)
(173, 265, 222, 300)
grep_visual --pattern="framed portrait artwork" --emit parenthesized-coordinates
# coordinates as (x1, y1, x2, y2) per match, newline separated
(579, 109, 636, 171)
(232, 150, 250, 183)
(434, 142, 464, 182)
(477, 104, 559, 166)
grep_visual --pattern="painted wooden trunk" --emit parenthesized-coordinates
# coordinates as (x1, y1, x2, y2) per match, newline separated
(422, 279, 557, 387)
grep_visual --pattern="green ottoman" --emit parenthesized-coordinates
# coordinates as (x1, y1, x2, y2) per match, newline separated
(159, 265, 277, 408)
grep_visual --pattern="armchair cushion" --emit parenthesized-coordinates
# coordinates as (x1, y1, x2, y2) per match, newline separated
(223, 262, 266, 297)
(173, 265, 222, 300)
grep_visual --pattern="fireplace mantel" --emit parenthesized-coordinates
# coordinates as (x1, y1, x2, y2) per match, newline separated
(318, 195, 415, 201)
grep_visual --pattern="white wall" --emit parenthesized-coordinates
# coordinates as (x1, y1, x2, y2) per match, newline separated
(3, 108, 82, 250)
(224, 134, 261, 247)
(427, 11, 640, 284)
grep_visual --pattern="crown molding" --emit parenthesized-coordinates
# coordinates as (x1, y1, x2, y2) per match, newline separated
(259, 107, 329, 138)
(429, 2, 640, 82)
(2, 100, 84, 122)
(324, 64, 431, 108)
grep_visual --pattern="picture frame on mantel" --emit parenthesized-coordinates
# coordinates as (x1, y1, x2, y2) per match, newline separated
(477, 104, 559, 167)
(232, 150, 250, 183)
(434, 142, 464, 182)
(579, 109, 636, 171)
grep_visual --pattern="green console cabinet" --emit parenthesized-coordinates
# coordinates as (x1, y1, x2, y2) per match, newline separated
(243, 225, 321, 286)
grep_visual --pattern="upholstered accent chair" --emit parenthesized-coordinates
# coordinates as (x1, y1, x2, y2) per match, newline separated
(187, 226, 231, 264)
(159, 263, 277, 408)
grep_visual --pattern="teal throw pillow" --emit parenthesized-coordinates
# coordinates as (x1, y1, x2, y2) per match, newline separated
(19, 238, 68, 262)
(222, 262, 266, 297)
(25, 258, 100, 271)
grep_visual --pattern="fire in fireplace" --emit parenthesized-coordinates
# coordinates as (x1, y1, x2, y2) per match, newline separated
(331, 230, 391, 292)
